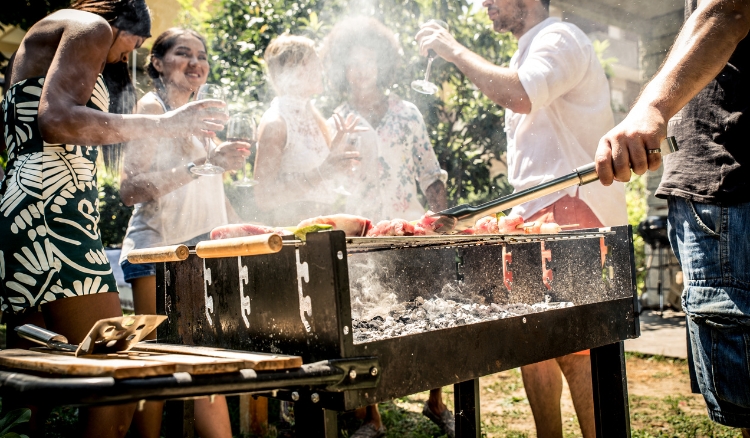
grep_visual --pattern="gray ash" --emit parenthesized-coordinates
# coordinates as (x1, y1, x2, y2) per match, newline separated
(349, 259, 572, 344)
(352, 295, 572, 343)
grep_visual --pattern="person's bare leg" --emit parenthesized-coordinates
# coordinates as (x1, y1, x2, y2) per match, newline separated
(363, 404, 383, 430)
(521, 360, 564, 438)
(557, 354, 595, 438)
(128, 275, 164, 438)
(131, 276, 157, 340)
(43, 292, 136, 438)
(4, 309, 51, 435)
(194, 396, 232, 438)
(428, 388, 447, 414)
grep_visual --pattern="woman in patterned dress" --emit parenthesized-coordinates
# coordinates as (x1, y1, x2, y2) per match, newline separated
(320, 18, 451, 438)
(253, 34, 363, 226)
(0, 1, 226, 436)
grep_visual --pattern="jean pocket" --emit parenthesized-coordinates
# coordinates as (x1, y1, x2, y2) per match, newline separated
(712, 327, 750, 408)
(687, 200, 721, 238)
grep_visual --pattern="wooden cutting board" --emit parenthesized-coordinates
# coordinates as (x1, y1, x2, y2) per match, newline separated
(132, 343, 303, 370)
(0, 349, 176, 378)
(29, 348, 245, 375)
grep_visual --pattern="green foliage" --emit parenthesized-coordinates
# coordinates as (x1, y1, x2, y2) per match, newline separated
(205, 0, 516, 206)
(0, 401, 30, 438)
(0, 0, 69, 30)
(592, 39, 618, 79)
(625, 175, 648, 293)
(97, 170, 133, 248)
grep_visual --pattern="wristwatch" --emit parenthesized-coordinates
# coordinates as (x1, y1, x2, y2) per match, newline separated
(186, 162, 200, 179)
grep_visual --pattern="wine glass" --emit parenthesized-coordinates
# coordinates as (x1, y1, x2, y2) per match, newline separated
(191, 84, 227, 176)
(412, 20, 449, 95)
(228, 114, 257, 187)
(345, 133, 362, 174)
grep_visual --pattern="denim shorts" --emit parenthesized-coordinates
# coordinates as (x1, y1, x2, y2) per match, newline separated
(668, 196, 750, 427)
(120, 259, 156, 283)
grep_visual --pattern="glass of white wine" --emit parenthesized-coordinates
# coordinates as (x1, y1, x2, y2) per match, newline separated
(191, 84, 227, 176)
(412, 19, 449, 95)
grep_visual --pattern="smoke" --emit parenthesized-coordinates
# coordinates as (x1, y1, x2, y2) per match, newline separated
(349, 258, 401, 321)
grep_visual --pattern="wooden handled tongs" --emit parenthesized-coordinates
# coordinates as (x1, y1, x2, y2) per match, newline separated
(431, 137, 678, 234)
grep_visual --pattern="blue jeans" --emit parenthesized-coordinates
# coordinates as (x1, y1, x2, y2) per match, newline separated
(668, 196, 750, 427)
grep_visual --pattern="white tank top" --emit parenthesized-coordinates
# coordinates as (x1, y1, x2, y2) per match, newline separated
(269, 95, 334, 206)
(119, 92, 229, 262)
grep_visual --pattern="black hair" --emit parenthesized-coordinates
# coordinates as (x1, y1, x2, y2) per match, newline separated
(541, 0, 551, 10)
(320, 17, 402, 98)
(71, 0, 151, 37)
(146, 28, 208, 81)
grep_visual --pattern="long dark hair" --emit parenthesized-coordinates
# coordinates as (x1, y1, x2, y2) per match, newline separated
(146, 28, 208, 98)
(71, 0, 151, 37)
(70, 0, 150, 172)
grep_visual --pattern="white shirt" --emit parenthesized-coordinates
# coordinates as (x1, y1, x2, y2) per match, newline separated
(505, 17, 627, 226)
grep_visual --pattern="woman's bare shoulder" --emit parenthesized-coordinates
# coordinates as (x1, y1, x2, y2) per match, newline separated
(136, 93, 165, 115)
(47, 9, 111, 30)
(259, 109, 286, 130)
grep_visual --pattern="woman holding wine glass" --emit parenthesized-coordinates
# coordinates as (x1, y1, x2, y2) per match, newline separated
(254, 34, 363, 225)
(118, 27, 247, 438)
(321, 17, 450, 438)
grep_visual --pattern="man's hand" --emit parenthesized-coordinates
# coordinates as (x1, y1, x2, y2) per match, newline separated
(595, 104, 665, 185)
(415, 22, 463, 62)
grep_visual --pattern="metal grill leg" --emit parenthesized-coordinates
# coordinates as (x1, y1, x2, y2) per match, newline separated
(590, 342, 631, 438)
(454, 379, 481, 438)
(294, 403, 337, 438)
(164, 399, 195, 438)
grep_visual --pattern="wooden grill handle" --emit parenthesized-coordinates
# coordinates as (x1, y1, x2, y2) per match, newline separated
(127, 244, 190, 264)
(195, 234, 283, 259)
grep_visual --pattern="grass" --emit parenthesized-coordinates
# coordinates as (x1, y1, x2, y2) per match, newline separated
(0, 323, 744, 437)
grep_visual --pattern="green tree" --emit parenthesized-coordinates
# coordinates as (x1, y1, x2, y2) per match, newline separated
(205, 0, 516, 206)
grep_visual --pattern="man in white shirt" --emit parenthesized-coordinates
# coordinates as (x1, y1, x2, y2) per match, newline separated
(417, 0, 627, 436)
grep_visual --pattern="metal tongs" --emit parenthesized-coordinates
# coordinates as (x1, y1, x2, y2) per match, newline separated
(432, 137, 679, 234)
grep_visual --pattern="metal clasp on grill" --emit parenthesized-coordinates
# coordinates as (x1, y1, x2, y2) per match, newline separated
(239, 256, 251, 328)
(295, 248, 313, 332)
(203, 260, 214, 326)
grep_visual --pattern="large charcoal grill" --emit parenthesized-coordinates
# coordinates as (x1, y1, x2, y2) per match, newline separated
(157, 226, 638, 437)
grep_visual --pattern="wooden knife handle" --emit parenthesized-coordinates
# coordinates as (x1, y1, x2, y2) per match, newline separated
(195, 234, 283, 258)
(127, 244, 190, 264)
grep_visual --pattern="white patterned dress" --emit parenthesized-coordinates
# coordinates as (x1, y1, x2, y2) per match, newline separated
(0, 76, 117, 314)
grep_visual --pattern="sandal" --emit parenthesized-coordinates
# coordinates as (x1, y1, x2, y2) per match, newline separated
(422, 402, 455, 438)
(351, 422, 386, 438)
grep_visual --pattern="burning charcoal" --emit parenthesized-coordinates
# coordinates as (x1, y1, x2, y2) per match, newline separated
(415, 296, 425, 306)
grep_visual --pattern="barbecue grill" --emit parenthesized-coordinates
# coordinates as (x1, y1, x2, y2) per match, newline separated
(156, 225, 639, 437)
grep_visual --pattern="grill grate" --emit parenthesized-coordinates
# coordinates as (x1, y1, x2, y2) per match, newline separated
(345, 228, 613, 252)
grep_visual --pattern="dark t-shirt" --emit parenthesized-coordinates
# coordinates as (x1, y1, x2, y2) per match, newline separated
(656, 0, 750, 205)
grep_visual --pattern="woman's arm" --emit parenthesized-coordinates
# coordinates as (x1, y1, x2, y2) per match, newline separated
(253, 112, 297, 211)
(121, 92, 250, 205)
(36, 13, 225, 146)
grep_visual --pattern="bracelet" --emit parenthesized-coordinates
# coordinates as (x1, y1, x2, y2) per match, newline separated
(186, 162, 200, 179)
